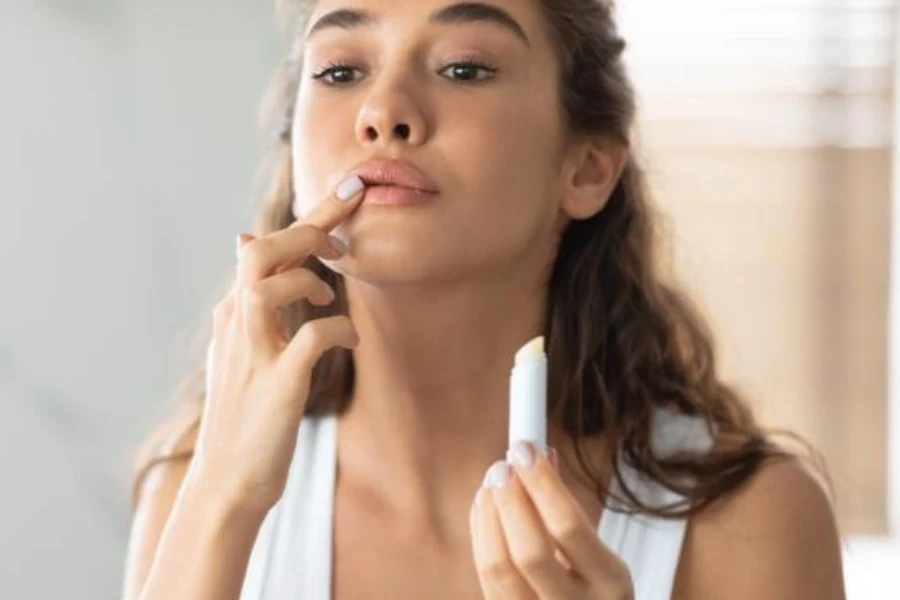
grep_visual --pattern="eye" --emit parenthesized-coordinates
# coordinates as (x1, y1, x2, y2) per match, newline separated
(309, 59, 498, 87)
(440, 61, 496, 83)
(310, 62, 361, 86)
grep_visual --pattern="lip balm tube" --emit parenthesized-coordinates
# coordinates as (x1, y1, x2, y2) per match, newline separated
(508, 335, 548, 453)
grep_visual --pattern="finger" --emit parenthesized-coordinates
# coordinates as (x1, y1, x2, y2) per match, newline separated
(228, 233, 256, 341)
(488, 461, 581, 600)
(509, 441, 626, 592)
(236, 225, 346, 288)
(241, 268, 337, 356)
(473, 464, 537, 600)
(278, 315, 358, 387)
(236, 233, 256, 261)
(236, 175, 365, 286)
(292, 174, 366, 231)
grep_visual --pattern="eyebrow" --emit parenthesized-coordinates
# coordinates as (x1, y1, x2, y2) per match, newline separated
(305, 2, 532, 48)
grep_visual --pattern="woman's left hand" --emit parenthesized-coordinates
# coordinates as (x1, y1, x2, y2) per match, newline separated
(469, 441, 634, 600)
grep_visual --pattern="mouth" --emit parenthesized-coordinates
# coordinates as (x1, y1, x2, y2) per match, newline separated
(364, 182, 433, 192)
(349, 158, 440, 194)
(361, 183, 437, 206)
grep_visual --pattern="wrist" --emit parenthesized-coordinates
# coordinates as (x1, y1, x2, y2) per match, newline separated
(181, 463, 276, 527)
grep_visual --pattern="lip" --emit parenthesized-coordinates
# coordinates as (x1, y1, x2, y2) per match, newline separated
(362, 185, 435, 207)
(348, 158, 439, 194)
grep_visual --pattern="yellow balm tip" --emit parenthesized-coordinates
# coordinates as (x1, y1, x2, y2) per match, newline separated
(514, 336, 545, 365)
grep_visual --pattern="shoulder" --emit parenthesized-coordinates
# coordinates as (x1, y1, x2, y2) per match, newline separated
(672, 454, 846, 599)
(123, 425, 199, 600)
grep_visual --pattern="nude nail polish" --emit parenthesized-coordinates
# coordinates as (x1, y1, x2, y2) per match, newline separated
(336, 175, 365, 202)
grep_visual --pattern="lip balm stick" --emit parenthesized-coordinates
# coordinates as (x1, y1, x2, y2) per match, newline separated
(508, 335, 548, 453)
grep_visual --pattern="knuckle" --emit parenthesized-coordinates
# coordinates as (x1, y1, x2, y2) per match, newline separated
(296, 321, 327, 349)
(480, 558, 517, 584)
(552, 518, 584, 547)
(243, 282, 269, 308)
(212, 298, 234, 327)
(241, 238, 270, 273)
(510, 547, 552, 574)
(294, 268, 320, 290)
(531, 464, 557, 488)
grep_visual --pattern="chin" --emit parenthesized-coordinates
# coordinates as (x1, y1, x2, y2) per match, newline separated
(325, 242, 474, 288)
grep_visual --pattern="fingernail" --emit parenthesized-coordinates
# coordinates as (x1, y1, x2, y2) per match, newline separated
(329, 235, 349, 256)
(236, 234, 251, 259)
(548, 447, 559, 470)
(474, 488, 485, 507)
(485, 461, 510, 488)
(336, 175, 365, 202)
(507, 441, 535, 470)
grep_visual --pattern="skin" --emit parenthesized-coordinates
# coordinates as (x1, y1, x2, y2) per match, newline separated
(122, 1, 847, 599)
(292, 1, 625, 594)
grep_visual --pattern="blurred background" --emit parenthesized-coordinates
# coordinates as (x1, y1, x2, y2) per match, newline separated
(0, 0, 896, 598)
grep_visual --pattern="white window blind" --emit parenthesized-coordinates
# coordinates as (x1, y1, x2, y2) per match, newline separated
(616, 0, 896, 147)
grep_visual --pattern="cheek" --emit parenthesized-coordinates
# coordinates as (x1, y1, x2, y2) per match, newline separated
(444, 93, 562, 229)
(290, 97, 346, 217)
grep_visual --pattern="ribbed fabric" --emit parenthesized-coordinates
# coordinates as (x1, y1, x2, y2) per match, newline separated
(240, 406, 714, 600)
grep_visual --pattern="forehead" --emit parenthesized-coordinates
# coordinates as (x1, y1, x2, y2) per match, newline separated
(303, 0, 548, 47)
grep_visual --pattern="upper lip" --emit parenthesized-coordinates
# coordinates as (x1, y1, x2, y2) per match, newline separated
(349, 158, 439, 193)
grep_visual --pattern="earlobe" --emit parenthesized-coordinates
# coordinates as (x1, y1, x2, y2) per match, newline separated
(561, 141, 628, 221)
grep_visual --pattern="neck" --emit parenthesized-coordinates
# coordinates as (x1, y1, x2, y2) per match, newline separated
(335, 272, 547, 535)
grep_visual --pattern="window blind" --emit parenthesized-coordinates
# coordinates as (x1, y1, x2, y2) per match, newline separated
(616, 0, 896, 147)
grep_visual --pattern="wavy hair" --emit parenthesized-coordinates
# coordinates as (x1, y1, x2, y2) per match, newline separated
(131, 0, 831, 518)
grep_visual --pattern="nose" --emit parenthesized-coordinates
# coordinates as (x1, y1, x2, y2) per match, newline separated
(354, 71, 428, 149)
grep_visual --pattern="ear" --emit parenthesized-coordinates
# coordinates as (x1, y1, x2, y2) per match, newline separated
(560, 138, 628, 221)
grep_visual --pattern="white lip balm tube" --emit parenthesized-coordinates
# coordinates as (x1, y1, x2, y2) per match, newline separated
(508, 335, 548, 453)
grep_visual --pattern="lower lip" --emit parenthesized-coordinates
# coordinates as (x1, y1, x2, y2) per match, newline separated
(362, 185, 437, 206)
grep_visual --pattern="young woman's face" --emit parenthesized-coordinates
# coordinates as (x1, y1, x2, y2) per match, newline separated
(291, 0, 571, 285)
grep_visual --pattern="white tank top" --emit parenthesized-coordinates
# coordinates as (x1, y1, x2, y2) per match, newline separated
(239, 405, 715, 600)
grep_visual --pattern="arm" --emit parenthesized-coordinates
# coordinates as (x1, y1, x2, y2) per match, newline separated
(122, 428, 268, 600)
(673, 456, 846, 600)
(123, 178, 366, 600)
(122, 428, 196, 600)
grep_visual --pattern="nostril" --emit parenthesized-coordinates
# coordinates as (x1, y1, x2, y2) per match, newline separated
(394, 123, 410, 139)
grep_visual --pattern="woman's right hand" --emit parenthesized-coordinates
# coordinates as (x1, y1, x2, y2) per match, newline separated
(188, 176, 366, 514)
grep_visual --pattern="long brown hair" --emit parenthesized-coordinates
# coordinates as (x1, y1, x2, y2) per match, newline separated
(132, 0, 831, 518)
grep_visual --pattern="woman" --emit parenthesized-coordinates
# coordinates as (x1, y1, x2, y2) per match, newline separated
(123, 0, 847, 598)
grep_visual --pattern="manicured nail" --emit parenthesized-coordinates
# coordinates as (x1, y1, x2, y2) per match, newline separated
(485, 461, 510, 488)
(508, 440, 536, 470)
(336, 175, 365, 202)
(236, 233, 252, 260)
(474, 488, 485, 507)
(329, 235, 349, 256)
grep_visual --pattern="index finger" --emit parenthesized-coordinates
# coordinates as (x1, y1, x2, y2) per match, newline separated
(510, 442, 617, 587)
(292, 175, 366, 232)
(236, 176, 367, 285)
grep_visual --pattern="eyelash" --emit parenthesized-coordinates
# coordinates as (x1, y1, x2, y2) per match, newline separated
(310, 57, 498, 86)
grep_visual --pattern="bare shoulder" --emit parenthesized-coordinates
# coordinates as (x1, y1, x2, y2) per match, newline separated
(672, 454, 846, 600)
(122, 425, 199, 600)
